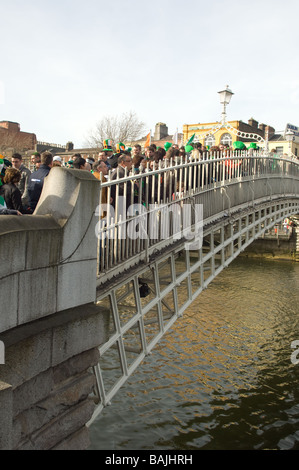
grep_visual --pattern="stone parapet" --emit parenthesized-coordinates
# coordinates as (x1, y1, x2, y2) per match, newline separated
(0, 167, 100, 333)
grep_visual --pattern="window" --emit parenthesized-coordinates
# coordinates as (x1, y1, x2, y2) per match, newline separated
(276, 147, 283, 155)
(220, 133, 232, 147)
(205, 134, 215, 147)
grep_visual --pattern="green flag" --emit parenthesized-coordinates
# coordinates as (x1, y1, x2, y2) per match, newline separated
(187, 133, 195, 145)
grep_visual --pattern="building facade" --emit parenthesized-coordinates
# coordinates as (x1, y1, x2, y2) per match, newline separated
(0, 121, 37, 157)
(268, 123, 299, 157)
(183, 118, 275, 149)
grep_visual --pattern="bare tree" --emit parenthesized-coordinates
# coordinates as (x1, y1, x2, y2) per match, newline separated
(86, 111, 146, 148)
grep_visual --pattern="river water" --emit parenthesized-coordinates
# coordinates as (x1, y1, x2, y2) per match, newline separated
(89, 257, 299, 451)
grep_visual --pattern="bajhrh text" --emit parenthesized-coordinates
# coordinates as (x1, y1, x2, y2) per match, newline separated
(105, 454, 193, 467)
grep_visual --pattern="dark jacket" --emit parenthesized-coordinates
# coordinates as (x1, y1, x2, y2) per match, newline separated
(0, 183, 26, 213)
(27, 164, 51, 210)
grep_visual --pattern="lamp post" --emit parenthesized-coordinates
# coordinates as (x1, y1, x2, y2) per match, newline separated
(218, 85, 234, 125)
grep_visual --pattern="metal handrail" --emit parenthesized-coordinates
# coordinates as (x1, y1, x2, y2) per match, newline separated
(95, 152, 299, 283)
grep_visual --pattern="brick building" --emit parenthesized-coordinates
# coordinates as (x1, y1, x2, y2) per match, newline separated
(0, 121, 37, 157)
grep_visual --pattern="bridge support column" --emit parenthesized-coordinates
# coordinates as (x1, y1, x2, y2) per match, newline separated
(224, 224, 233, 265)
(0, 303, 109, 450)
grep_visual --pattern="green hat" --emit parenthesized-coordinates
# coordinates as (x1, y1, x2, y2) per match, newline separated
(126, 147, 132, 152)
(116, 142, 125, 153)
(164, 142, 172, 151)
(249, 142, 258, 149)
(185, 144, 193, 153)
(103, 139, 113, 151)
(233, 141, 246, 150)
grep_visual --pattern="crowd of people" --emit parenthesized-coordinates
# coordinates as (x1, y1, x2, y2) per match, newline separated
(0, 141, 196, 216)
(0, 139, 279, 217)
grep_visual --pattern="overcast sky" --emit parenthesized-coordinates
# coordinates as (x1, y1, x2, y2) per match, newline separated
(1, 0, 299, 147)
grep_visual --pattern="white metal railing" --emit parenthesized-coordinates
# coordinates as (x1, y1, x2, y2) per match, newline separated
(95, 152, 299, 285)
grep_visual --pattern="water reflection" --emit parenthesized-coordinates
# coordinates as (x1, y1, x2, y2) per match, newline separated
(89, 258, 299, 450)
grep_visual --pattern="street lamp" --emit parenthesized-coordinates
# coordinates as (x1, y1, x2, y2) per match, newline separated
(218, 85, 234, 125)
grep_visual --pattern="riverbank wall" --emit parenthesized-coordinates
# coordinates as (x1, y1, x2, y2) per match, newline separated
(0, 168, 108, 450)
(240, 227, 298, 261)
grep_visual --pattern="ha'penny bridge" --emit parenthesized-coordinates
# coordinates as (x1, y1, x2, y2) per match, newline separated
(0, 151, 299, 450)
(88, 152, 299, 424)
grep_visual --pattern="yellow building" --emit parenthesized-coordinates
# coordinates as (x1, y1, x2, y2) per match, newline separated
(268, 124, 299, 157)
(183, 119, 299, 158)
(183, 118, 271, 149)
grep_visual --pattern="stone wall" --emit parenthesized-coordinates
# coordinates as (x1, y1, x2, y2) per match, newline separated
(240, 228, 297, 260)
(0, 168, 109, 450)
(0, 304, 109, 450)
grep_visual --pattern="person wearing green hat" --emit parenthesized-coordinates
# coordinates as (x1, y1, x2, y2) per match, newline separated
(103, 139, 113, 151)
(233, 141, 247, 151)
(248, 142, 259, 151)
(116, 142, 125, 153)
(185, 144, 193, 154)
(102, 139, 114, 163)
(108, 142, 125, 170)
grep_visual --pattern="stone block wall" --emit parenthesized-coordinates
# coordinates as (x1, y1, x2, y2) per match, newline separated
(0, 168, 108, 450)
(0, 303, 109, 450)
